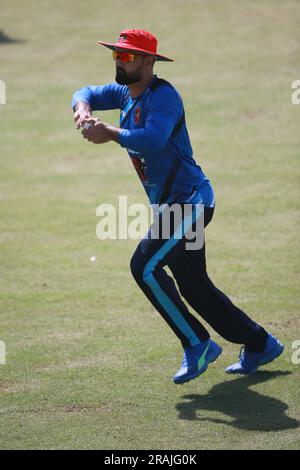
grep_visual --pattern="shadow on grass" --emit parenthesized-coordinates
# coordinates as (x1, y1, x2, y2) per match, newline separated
(0, 30, 25, 44)
(176, 371, 299, 431)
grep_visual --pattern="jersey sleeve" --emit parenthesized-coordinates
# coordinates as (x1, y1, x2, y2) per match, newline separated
(72, 82, 126, 111)
(119, 85, 182, 153)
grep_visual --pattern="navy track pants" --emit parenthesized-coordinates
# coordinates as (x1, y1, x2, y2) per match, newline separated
(130, 205, 268, 350)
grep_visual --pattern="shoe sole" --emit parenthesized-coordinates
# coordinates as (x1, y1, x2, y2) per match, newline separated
(173, 346, 222, 385)
(225, 343, 284, 375)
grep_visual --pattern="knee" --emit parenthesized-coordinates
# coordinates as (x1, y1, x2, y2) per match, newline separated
(176, 273, 207, 300)
(177, 280, 190, 299)
(130, 249, 147, 283)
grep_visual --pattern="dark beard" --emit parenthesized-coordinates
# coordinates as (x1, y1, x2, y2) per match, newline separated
(115, 67, 143, 85)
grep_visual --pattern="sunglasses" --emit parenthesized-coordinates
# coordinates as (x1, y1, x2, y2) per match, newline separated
(112, 50, 140, 63)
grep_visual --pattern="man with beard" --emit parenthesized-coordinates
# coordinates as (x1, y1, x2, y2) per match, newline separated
(72, 29, 284, 384)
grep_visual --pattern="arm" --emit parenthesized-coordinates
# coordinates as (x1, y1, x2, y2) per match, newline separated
(81, 86, 182, 150)
(119, 87, 182, 152)
(72, 83, 126, 111)
(72, 82, 126, 129)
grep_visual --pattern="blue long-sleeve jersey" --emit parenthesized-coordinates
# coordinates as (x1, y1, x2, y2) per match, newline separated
(72, 75, 215, 207)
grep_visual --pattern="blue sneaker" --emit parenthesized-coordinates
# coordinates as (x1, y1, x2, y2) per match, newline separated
(225, 333, 284, 374)
(173, 339, 222, 384)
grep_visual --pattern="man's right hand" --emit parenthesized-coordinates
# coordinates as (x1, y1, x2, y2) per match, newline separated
(74, 102, 92, 129)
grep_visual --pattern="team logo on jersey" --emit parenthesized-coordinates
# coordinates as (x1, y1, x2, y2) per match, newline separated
(131, 156, 148, 184)
(134, 106, 142, 124)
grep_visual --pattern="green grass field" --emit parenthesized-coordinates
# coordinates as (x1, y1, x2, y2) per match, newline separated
(0, 0, 299, 450)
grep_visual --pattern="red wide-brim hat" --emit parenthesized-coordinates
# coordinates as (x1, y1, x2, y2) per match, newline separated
(98, 29, 174, 62)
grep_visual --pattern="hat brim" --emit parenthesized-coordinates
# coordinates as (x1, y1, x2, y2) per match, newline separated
(98, 41, 174, 62)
